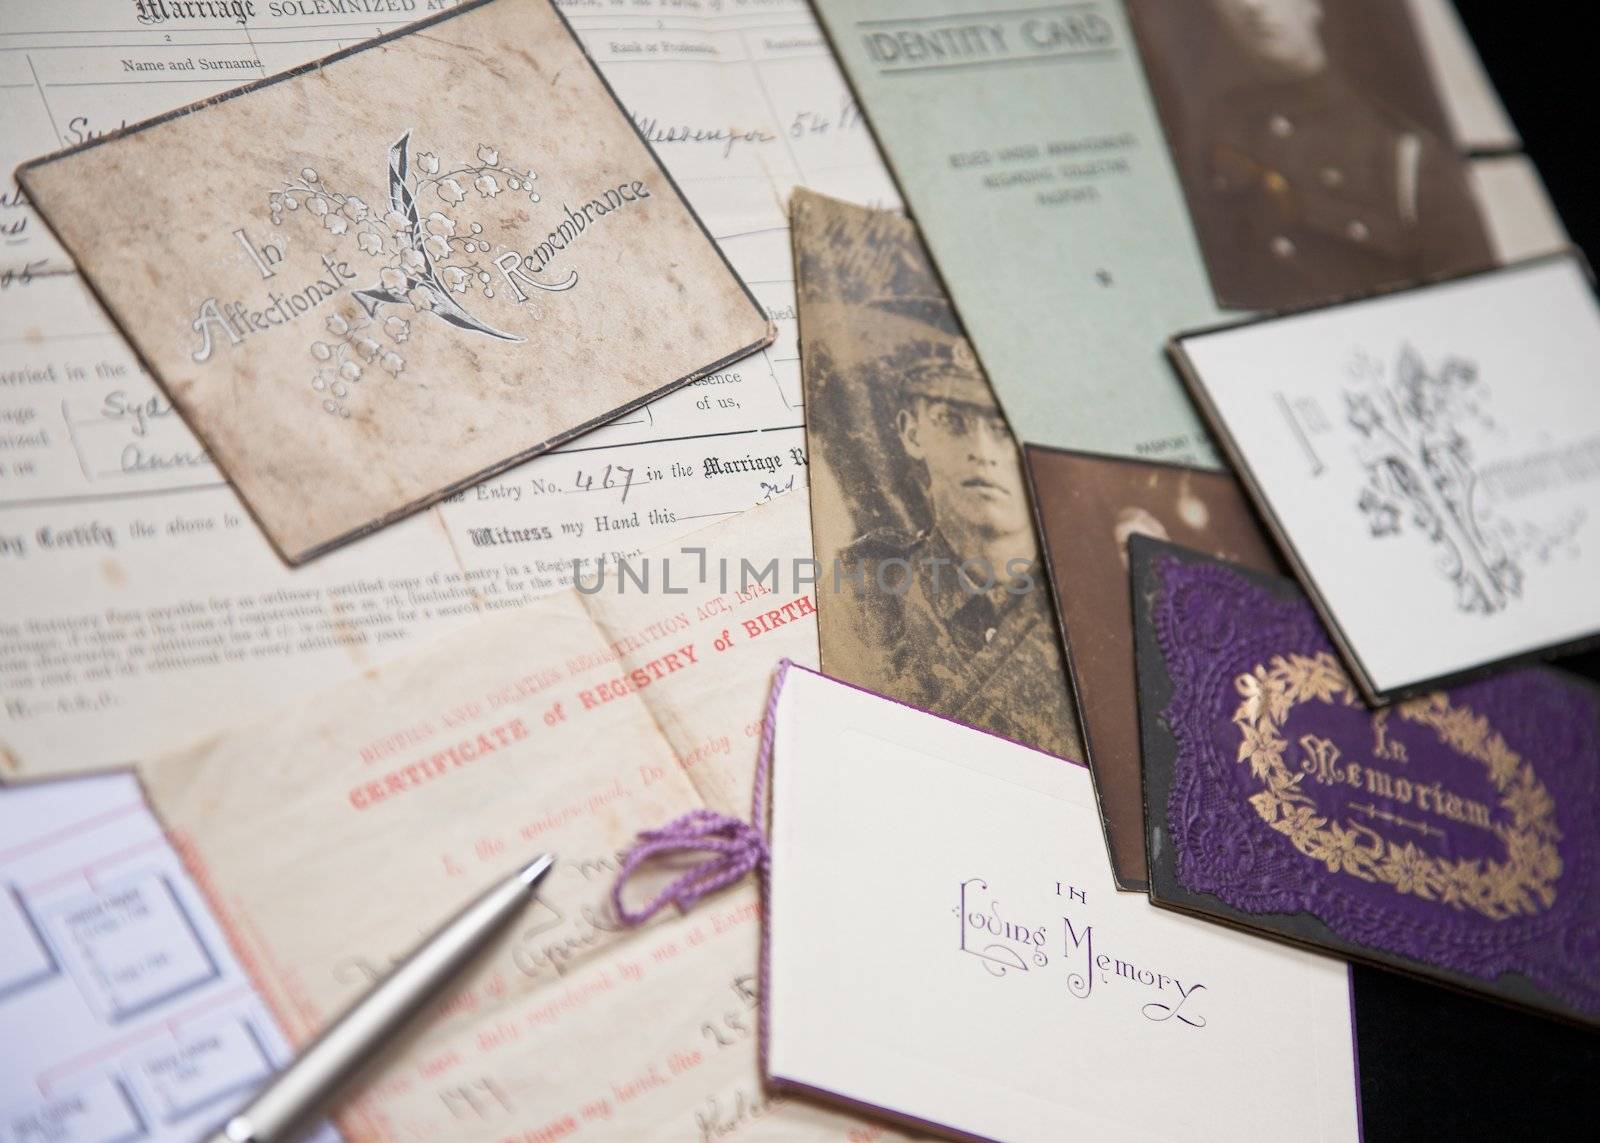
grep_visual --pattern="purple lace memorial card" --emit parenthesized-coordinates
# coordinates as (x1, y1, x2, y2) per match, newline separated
(1131, 537, 1600, 1028)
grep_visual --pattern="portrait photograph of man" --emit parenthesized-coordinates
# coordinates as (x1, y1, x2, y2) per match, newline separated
(792, 190, 1082, 759)
(1129, 0, 1494, 310)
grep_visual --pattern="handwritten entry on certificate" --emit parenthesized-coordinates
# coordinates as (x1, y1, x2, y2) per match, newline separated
(141, 496, 900, 1141)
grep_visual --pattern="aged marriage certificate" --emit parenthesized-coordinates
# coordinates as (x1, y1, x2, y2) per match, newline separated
(0, 0, 897, 777)
(138, 495, 905, 1141)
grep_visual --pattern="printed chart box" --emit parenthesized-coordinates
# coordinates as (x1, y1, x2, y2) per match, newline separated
(134, 1018, 272, 1125)
(0, 1075, 147, 1143)
(43, 873, 220, 1024)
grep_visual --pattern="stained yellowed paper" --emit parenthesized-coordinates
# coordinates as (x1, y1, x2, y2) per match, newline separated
(141, 495, 905, 1140)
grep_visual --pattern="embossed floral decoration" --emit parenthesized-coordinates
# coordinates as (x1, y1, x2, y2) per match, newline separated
(1346, 346, 1519, 614)
(1233, 650, 1562, 920)
(268, 132, 549, 417)
(1154, 552, 1599, 1015)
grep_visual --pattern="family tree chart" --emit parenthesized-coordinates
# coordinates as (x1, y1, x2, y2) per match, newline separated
(0, 774, 308, 1142)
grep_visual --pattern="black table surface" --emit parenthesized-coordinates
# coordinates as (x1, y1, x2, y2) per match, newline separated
(1349, 9, 1597, 1139)
(1457, 0, 1600, 261)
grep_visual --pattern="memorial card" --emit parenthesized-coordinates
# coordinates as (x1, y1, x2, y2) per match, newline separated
(1171, 254, 1600, 699)
(765, 665, 1360, 1141)
(1131, 540, 1600, 1028)
(16, 0, 771, 564)
(794, 189, 1081, 760)
(1024, 448, 1279, 888)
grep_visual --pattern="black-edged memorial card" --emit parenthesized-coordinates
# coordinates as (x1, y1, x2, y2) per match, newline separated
(1132, 538, 1600, 1028)
(1170, 255, 1600, 700)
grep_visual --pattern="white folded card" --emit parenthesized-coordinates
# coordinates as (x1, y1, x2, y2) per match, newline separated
(764, 666, 1360, 1143)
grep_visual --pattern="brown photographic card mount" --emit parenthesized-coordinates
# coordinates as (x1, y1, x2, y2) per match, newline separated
(17, 0, 772, 564)
(1024, 445, 1282, 890)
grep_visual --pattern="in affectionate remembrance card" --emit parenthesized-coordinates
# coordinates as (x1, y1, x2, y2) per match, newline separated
(793, 189, 1081, 761)
(1170, 254, 1600, 699)
(1024, 447, 1280, 889)
(16, 0, 771, 563)
(1131, 540, 1600, 1028)
(765, 665, 1359, 1142)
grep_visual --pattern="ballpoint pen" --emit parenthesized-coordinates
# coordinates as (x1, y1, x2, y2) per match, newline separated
(211, 853, 556, 1143)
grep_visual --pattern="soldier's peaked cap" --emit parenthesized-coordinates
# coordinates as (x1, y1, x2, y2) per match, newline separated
(879, 330, 993, 410)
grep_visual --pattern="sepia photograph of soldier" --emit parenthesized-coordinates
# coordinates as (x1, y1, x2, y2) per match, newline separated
(792, 190, 1082, 759)
(1129, 0, 1494, 311)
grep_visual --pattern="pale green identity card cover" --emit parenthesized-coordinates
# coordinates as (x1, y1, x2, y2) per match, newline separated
(813, 0, 1225, 466)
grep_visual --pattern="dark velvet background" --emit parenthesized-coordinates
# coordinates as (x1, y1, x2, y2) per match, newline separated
(1455, 2, 1600, 687)
(1456, 0, 1600, 259)
(1348, 9, 1598, 1138)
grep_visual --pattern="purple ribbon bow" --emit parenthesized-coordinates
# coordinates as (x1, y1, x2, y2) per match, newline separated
(610, 660, 788, 926)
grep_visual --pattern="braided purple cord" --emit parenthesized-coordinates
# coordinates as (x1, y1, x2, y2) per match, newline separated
(608, 809, 767, 925)
(610, 659, 792, 926)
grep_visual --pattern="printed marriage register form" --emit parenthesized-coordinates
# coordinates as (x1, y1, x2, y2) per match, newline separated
(138, 496, 909, 1141)
(0, 0, 897, 776)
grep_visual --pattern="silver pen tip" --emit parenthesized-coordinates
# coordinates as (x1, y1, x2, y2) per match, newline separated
(519, 853, 555, 889)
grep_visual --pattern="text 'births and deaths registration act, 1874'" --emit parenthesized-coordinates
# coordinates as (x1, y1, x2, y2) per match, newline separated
(137, 494, 904, 1141)
(0, 0, 897, 777)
